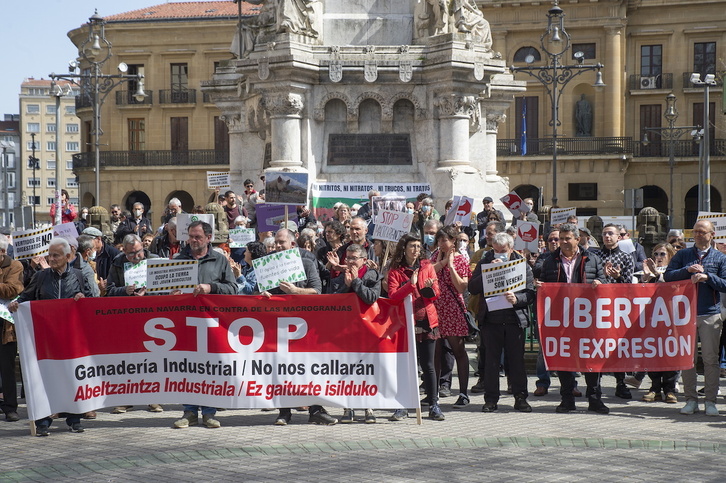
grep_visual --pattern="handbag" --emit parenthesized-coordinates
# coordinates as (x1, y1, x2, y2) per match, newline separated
(443, 282, 479, 337)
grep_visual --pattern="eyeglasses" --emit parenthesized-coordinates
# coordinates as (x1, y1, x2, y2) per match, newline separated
(548, 238, 559, 242)
(346, 256, 364, 262)
(653, 252, 667, 257)
(620, 232, 628, 236)
(245, 185, 253, 188)
(125, 248, 143, 257)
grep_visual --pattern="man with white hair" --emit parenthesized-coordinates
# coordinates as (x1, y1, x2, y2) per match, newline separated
(9, 238, 93, 435)
(115, 202, 152, 244)
(0, 234, 24, 423)
(163, 197, 185, 225)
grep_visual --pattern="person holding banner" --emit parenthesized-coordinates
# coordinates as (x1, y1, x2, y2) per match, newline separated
(0, 236, 24, 423)
(9, 238, 93, 435)
(468, 232, 535, 412)
(535, 223, 609, 414)
(387, 234, 444, 421)
(665, 220, 726, 416)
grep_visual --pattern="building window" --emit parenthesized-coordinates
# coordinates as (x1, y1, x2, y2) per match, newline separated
(27, 123, 40, 133)
(47, 141, 56, 151)
(46, 197, 55, 206)
(66, 160, 73, 170)
(66, 124, 79, 133)
(26, 104, 40, 114)
(5, 154, 15, 169)
(640, 45, 662, 77)
(65, 105, 76, 115)
(27, 141, 40, 151)
(127, 64, 144, 93)
(7, 172, 15, 189)
(128, 118, 145, 151)
(47, 178, 56, 188)
(568, 183, 598, 201)
(171, 63, 189, 91)
(66, 177, 79, 188)
(27, 178, 41, 188)
(513, 46, 541, 63)
(47, 160, 56, 170)
(28, 196, 40, 205)
(572, 43, 596, 60)
(47, 124, 56, 133)
(47, 105, 57, 115)
(66, 142, 79, 152)
(694, 42, 716, 78)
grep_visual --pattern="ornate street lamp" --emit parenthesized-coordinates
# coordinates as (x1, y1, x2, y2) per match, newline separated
(510, 1, 605, 207)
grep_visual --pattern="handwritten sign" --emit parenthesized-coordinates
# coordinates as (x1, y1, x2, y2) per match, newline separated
(550, 207, 577, 226)
(177, 214, 215, 242)
(373, 209, 413, 242)
(12, 226, 53, 260)
(207, 171, 230, 189)
(698, 211, 726, 240)
(229, 228, 257, 248)
(146, 259, 198, 294)
(252, 248, 307, 292)
(52, 222, 79, 246)
(123, 260, 148, 288)
(480, 257, 527, 297)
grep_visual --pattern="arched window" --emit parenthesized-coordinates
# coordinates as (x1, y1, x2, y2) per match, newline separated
(393, 99, 415, 133)
(513, 46, 541, 63)
(358, 99, 381, 134)
(324, 99, 347, 134)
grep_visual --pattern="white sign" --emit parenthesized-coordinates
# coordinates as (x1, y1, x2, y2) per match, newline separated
(618, 238, 636, 254)
(12, 226, 53, 260)
(500, 191, 528, 218)
(514, 221, 540, 252)
(550, 207, 577, 226)
(480, 257, 527, 297)
(123, 260, 148, 288)
(229, 228, 257, 248)
(253, 248, 307, 292)
(372, 195, 407, 220)
(146, 259, 198, 294)
(52, 222, 79, 246)
(697, 211, 726, 240)
(443, 196, 474, 226)
(177, 214, 215, 242)
(207, 171, 230, 189)
(373, 209, 413, 242)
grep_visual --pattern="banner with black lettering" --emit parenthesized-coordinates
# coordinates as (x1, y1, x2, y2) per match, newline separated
(15, 294, 417, 420)
(537, 281, 697, 372)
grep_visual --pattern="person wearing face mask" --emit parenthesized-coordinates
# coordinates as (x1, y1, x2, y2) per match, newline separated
(75, 207, 90, 233)
(511, 197, 539, 226)
(421, 219, 442, 259)
(115, 202, 152, 244)
(73, 235, 101, 298)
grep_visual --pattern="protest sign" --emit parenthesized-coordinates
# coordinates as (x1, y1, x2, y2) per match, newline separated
(52, 222, 79, 246)
(697, 211, 726, 240)
(514, 221, 540, 252)
(443, 196, 474, 226)
(177, 214, 215, 242)
(373, 210, 413, 243)
(146, 259, 198, 294)
(14, 293, 418, 420)
(207, 171, 230, 189)
(500, 191, 528, 218)
(255, 204, 298, 233)
(229, 228, 257, 248)
(12, 226, 53, 260)
(123, 260, 148, 288)
(480, 258, 527, 297)
(253, 248, 307, 292)
(372, 195, 407, 220)
(311, 182, 431, 222)
(550, 207, 577, 226)
(537, 280, 697, 372)
(265, 171, 308, 205)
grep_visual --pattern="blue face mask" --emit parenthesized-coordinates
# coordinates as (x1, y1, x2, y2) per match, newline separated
(423, 234, 435, 247)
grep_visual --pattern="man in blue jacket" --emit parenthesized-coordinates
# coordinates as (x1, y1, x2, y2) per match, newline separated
(665, 220, 726, 416)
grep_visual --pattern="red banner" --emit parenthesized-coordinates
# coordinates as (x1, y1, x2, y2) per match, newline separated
(537, 281, 697, 372)
(15, 294, 418, 420)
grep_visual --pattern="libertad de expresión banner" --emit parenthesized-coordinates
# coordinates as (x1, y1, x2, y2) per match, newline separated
(15, 293, 418, 421)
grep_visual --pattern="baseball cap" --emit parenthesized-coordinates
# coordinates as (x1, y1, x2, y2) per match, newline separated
(483, 197, 493, 203)
(82, 227, 103, 237)
(579, 227, 592, 237)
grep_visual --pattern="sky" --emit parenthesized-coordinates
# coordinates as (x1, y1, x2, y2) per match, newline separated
(1, 0, 186, 116)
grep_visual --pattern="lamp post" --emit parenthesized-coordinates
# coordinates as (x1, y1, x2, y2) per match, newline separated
(50, 81, 74, 225)
(510, 1, 605, 207)
(28, 132, 40, 226)
(642, 93, 699, 228)
(690, 73, 718, 212)
(0, 140, 14, 227)
(50, 10, 146, 207)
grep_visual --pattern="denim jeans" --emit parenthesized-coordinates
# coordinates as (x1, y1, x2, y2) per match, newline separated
(183, 405, 216, 416)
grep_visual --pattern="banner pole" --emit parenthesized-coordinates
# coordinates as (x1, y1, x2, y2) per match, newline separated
(416, 407, 422, 425)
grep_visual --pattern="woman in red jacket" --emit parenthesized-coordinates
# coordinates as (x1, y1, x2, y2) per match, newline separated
(49, 189, 77, 225)
(387, 234, 444, 421)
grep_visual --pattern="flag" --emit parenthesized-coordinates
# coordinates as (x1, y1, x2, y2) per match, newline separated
(520, 101, 528, 155)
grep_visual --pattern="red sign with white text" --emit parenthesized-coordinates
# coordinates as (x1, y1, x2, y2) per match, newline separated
(537, 281, 697, 372)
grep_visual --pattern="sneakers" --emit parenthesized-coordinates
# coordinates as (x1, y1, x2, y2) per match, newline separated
(5, 411, 19, 422)
(341, 408, 355, 423)
(309, 409, 338, 425)
(665, 392, 677, 404)
(202, 414, 221, 428)
(274, 411, 292, 426)
(36, 425, 50, 437)
(642, 391, 659, 402)
(705, 401, 719, 416)
(173, 411, 199, 428)
(439, 385, 452, 398)
(452, 394, 470, 409)
(112, 405, 133, 414)
(556, 401, 576, 413)
(680, 400, 699, 415)
(615, 384, 632, 399)
(389, 409, 408, 421)
(69, 422, 85, 433)
(429, 404, 445, 421)
(698, 387, 723, 396)
(148, 404, 164, 413)
(470, 378, 485, 394)
(364, 409, 376, 424)
(533, 386, 548, 397)
(624, 375, 642, 389)
(588, 398, 610, 414)
(514, 397, 532, 413)
(481, 401, 498, 412)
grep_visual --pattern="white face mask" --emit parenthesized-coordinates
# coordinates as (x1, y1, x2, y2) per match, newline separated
(350, 210, 358, 217)
(89, 251, 97, 260)
(134, 210, 142, 217)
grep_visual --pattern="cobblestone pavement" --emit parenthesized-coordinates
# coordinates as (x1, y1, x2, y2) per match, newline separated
(2, 360, 726, 482)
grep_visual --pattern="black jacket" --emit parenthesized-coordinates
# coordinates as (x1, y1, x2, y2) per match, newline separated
(538, 248, 605, 284)
(17, 264, 93, 302)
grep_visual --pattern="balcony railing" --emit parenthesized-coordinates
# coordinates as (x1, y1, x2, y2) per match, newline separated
(75, 93, 93, 110)
(628, 73, 673, 91)
(115, 90, 154, 106)
(159, 89, 196, 104)
(633, 138, 726, 157)
(497, 137, 635, 156)
(72, 150, 228, 169)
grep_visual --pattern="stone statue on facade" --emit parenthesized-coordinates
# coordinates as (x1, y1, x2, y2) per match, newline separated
(636, 206, 668, 256)
(230, 2, 276, 58)
(452, 0, 492, 49)
(575, 94, 593, 137)
(276, 0, 318, 37)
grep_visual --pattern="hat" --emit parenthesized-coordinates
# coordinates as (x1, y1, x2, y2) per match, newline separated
(82, 227, 103, 237)
(279, 221, 298, 232)
(579, 227, 592, 237)
(483, 197, 493, 203)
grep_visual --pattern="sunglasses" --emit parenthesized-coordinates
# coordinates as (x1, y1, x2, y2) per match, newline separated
(548, 238, 559, 242)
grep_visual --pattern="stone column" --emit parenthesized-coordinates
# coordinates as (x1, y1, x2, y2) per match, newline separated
(264, 92, 305, 169)
(604, 26, 623, 137)
(484, 105, 507, 177)
(436, 94, 478, 168)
